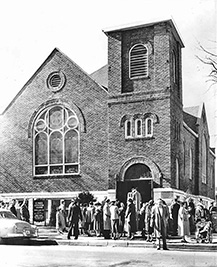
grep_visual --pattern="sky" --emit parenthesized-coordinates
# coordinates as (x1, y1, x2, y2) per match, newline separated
(0, 0, 216, 147)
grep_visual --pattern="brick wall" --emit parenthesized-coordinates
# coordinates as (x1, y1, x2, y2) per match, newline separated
(107, 22, 181, 190)
(0, 49, 109, 194)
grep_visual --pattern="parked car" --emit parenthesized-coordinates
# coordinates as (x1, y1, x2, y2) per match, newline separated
(0, 209, 38, 239)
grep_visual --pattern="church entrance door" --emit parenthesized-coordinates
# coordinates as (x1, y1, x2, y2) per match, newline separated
(116, 179, 152, 205)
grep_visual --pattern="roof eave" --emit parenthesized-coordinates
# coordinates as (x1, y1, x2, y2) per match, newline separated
(103, 19, 184, 48)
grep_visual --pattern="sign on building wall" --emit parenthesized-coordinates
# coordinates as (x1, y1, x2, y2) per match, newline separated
(33, 199, 45, 222)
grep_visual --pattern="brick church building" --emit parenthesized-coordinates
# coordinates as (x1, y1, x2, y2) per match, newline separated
(0, 19, 215, 223)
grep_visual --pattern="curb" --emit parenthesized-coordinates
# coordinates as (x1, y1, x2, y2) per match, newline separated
(53, 238, 217, 251)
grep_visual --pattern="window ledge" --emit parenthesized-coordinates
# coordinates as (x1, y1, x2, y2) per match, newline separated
(33, 174, 81, 179)
(125, 136, 154, 141)
(129, 75, 150, 80)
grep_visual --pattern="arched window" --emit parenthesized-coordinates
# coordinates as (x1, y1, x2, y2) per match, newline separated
(125, 120, 132, 138)
(189, 148, 193, 180)
(176, 158, 179, 189)
(33, 105, 79, 176)
(202, 135, 207, 183)
(129, 44, 148, 79)
(145, 118, 153, 137)
(135, 119, 142, 137)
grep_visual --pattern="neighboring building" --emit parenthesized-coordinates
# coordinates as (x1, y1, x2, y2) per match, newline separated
(0, 19, 215, 224)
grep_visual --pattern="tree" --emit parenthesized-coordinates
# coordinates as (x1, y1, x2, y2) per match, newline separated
(78, 191, 95, 205)
(197, 44, 217, 85)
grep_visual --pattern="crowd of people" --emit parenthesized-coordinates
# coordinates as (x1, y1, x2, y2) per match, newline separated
(56, 189, 216, 250)
(1, 190, 216, 250)
(0, 198, 30, 222)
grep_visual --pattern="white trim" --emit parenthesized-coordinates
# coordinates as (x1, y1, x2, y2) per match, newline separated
(135, 118, 143, 137)
(125, 119, 133, 138)
(183, 121, 198, 138)
(145, 117, 153, 137)
(0, 190, 109, 202)
(209, 148, 215, 158)
(33, 105, 80, 176)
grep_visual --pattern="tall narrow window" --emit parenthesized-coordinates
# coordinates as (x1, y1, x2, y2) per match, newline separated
(189, 149, 193, 180)
(125, 120, 132, 138)
(135, 119, 142, 137)
(183, 141, 186, 176)
(172, 51, 177, 84)
(145, 118, 153, 137)
(176, 158, 179, 189)
(129, 44, 148, 79)
(33, 105, 79, 176)
(202, 135, 207, 184)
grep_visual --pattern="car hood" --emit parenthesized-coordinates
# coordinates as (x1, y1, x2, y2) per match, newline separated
(0, 218, 31, 227)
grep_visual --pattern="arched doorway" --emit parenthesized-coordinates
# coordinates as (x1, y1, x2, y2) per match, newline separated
(116, 157, 161, 205)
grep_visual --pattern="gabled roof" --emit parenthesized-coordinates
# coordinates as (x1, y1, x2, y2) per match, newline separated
(90, 65, 108, 89)
(183, 104, 205, 134)
(2, 48, 107, 115)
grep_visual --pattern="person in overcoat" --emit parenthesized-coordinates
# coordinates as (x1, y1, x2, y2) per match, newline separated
(170, 197, 180, 236)
(118, 202, 126, 237)
(150, 198, 169, 250)
(67, 199, 82, 240)
(56, 206, 67, 234)
(178, 201, 190, 242)
(93, 202, 102, 237)
(144, 199, 154, 241)
(103, 199, 111, 239)
(20, 199, 30, 222)
(9, 199, 17, 217)
(125, 198, 137, 240)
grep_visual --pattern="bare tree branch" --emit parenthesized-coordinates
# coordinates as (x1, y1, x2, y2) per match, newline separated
(196, 43, 217, 86)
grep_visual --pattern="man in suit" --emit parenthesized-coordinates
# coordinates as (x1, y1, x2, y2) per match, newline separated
(67, 198, 82, 240)
(170, 196, 180, 236)
(151, 198, 169, 250)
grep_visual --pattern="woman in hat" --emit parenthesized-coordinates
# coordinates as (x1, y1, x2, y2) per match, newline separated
(178, 200, 190, 242)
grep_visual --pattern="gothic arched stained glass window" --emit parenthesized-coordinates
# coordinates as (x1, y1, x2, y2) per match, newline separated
(33, 105, 79, 176)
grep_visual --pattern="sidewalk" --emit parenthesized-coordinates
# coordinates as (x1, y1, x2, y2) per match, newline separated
(38, 227, 217, 251)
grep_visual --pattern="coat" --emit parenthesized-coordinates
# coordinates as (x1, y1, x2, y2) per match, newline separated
(125, 202, 137, 233)
(20, 204, 30, 222)
(67, 203, 82, 224)
(103, 203, 111, 230)
(56, 209, 66, 231)
(151, 204, 169, 238)
(178, 206, 190, 236)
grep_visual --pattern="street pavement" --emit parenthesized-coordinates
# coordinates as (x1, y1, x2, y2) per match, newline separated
(37, 226, 217, 251)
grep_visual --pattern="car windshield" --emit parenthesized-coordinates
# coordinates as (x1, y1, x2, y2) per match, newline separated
(0, 210, 17, 219)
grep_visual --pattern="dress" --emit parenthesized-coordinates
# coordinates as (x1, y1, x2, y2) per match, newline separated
(118, 205, 125, 235)
(56, 209, 66, 232)
(178, 206, 190, 237)
(125, 202, 137, 237)
(144, 203, 153, 234)
(93, 206, 102, 236)
(110, 204, 119, 238)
